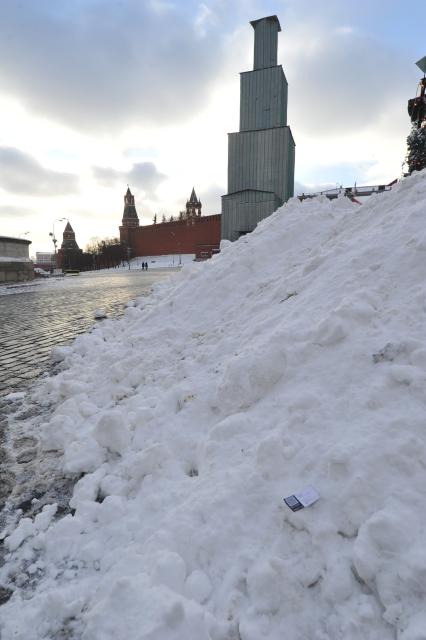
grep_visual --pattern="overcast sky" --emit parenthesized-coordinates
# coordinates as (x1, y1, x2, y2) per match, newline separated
(0, 0, 425, 255)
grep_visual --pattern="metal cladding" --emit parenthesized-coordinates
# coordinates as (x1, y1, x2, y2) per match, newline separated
(221, 16, 295, 241)
(251, 15, 281, 70)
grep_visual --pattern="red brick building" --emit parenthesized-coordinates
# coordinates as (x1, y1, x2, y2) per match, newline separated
(119, 188, 221, 260)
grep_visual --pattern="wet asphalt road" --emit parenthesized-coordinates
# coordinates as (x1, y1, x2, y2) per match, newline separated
(0, 269, 172, 397)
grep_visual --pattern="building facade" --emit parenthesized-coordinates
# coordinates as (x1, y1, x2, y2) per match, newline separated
(119, 188, 221, 260)
(0, 236, 33, 283)
(34, 252, 54, 271)
(221, 15, 295, 241)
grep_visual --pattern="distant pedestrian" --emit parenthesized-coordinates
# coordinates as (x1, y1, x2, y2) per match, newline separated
(145, 262, 148, 271)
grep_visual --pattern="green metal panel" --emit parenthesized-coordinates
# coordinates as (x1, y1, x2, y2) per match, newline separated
(240, 66, 288, 131)
(221, 16, 295, 242)
(251, 16, 281, 70)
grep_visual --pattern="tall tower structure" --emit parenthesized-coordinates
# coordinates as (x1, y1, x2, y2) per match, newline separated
(221, 16, 295, 241)
(61, 222, 80, 251)
(122, 187, 140, 228)
(57, 222, 83, 270)
(185, 188, 202, 219)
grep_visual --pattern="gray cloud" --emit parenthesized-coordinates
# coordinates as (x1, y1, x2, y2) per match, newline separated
(0, 204, 36, 217)
(92, 162, 167, 198)
(0, 147, 79, 196)
(0, 0, 233, 133)
(92, 167, 120, 188)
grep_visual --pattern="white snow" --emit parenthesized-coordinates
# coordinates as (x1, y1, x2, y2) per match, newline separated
(1, 171, 426, 639)
(0, 256, 32, 262)
(118, 254, 196, 270)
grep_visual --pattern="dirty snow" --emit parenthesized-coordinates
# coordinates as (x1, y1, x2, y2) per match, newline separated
(1, 171, 426, 639)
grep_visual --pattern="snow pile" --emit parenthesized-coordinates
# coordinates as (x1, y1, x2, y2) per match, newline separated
(118, 254, 196, 270)
(2, 171, 426, 639)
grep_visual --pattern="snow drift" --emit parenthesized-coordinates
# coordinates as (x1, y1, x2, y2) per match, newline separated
(2, 171, 426, 639)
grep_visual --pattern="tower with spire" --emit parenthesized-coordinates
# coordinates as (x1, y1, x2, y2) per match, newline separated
(221, 16, 295, 241)
(60, 222, 80, 251)
(57, 221, 83, 269)
(122, 187, 140, 228)
(185, 188, 202, 220)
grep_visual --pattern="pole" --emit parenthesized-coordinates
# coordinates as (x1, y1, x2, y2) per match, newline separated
(49, 217, 65, 271)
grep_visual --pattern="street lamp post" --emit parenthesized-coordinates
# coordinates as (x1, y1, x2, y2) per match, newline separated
(49, 217, 66, 271)
(170, 232, 182, 267)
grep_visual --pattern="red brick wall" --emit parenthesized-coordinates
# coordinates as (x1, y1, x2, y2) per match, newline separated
(120, 215, 221, 259)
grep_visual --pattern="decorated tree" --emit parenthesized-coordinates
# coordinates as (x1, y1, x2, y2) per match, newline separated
(406, 58, 426, 173)
(407, 125, 426, 173)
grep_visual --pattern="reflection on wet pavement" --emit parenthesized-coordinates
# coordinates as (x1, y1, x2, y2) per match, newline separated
(0, 269, 171, 397)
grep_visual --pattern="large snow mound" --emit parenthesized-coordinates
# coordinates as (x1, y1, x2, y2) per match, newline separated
(2, 171, 426, 639)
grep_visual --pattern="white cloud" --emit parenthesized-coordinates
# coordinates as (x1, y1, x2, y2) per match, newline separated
(335, 26, 354, 35)
(195, 3, 216, 38)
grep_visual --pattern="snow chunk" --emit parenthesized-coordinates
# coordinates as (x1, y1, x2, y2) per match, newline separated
(5, 518, 36, 551)
(217, 335, 286, 412)
(151, 551, 187, 594)
(4, 505, 57, 552)
(94, 410, 131, 455)
(184, 570, 212, 604)
(51, 345, 73, 363)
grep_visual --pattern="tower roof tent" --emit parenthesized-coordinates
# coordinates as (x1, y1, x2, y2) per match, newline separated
(64, 222, 73, 232)
(188, 187, 199, 204)
(250, 15, 281, 31)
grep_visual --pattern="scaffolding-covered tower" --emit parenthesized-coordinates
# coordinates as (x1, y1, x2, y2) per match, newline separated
(221, 16, 295, 241)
